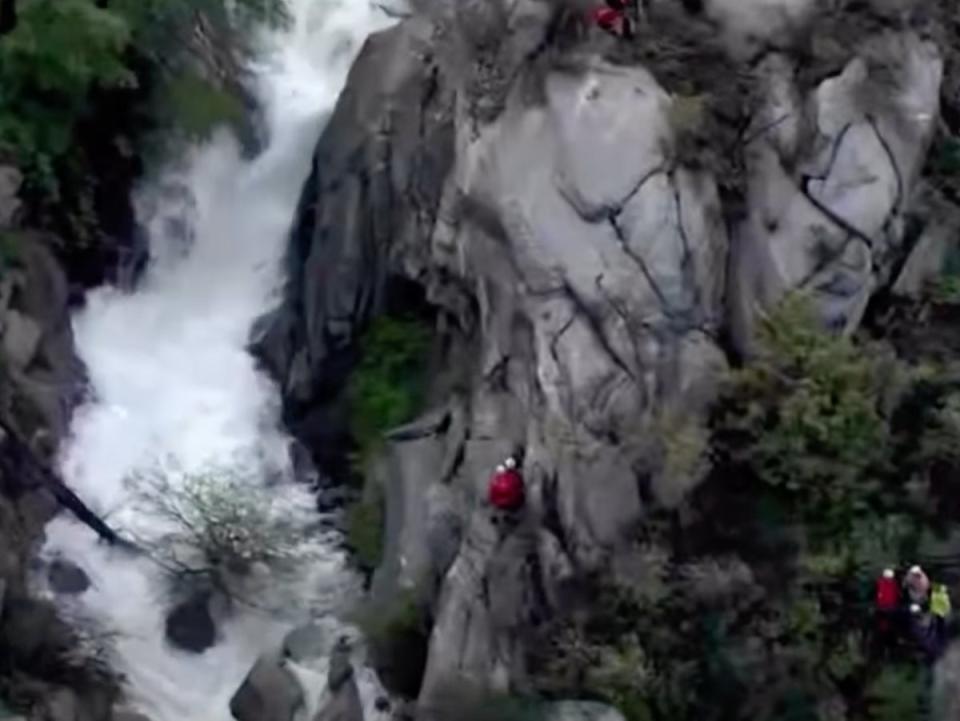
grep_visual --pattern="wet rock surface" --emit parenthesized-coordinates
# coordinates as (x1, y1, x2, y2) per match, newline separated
(260, 0, 958, 712)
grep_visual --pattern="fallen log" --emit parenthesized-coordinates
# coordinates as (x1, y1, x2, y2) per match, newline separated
(0, 418, 125, 546)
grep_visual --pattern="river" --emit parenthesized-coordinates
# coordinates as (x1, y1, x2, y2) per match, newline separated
(37, 2, 394, 719)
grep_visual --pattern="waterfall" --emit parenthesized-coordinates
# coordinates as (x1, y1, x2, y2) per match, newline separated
(36, 2, 395, 719)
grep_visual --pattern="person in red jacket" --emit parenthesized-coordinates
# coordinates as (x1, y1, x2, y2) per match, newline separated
(875, 568, 901, 653)
(589, 0, 634, 40)
(488, 457, 525, 513)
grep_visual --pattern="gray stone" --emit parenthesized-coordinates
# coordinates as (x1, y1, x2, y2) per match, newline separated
(370, 433, 450, 606)
(165, 593, 215, 653)
(43, 688, 79, 721)
(313, 674, 362, 721)
(731, 35, 943, 349)
(314, 637, 363, 721)
(544, 701, 627, 721)
(112, 712, 153, 721)
(2, 238, 82, 441)
(327, 637, 354, 692)
(47, 559, 90, 595)
(1, 310, 42, 370)
(230, 652, 304, 721)
(282, 623, 334, 664)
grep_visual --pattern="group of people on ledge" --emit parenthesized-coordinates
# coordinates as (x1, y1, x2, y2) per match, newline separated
(485, 463, 956, 664)
(875, 565, 953, 661)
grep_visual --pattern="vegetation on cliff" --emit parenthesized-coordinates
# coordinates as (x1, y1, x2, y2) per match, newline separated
(530, 292, 960, 721)
(0, 0, 285, 278)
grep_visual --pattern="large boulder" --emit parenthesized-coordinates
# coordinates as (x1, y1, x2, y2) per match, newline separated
(164, 593, 216, 654)
(730, 35, 943, 348)
(313, 639, 364, 721)
(47, 558, 91, 595)
(0, 235, 83, 443)
(230, 652, 305, 721)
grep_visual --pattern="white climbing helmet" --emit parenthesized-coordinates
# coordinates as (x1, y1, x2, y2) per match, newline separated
(496, 464, 506, 474)
(505, 457, 517, 470)
(883, 569, 895, 579)
(909, 565, 923, 576)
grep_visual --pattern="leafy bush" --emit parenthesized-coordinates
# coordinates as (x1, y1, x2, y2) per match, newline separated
(346, 487, 385, 571)
(0, 231, 21, 272)
(0, 0, 132, 193)
(865, 666, 928, 721)
(348, 316, 432, 462)
(355, 590, 430, 697)
(0, 0, 287, 239)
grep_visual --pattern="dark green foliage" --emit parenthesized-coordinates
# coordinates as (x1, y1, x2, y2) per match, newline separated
(865, 666, 928, 721)
(355, 590, 430, 697)
(0, 0, 132, 193)
(157, 74, 244, 141)
(427, 685, 549, 721)
(0, 231, 22, 273)
(0, 0, 286, 252)
(716, 294, 895, 533)
(932, 136, 960, 177)
(348, 316, 432, 462)
(346, 488, 385, 572)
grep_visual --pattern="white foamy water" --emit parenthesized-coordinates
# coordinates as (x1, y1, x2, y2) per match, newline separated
(37, 2, 397, 719)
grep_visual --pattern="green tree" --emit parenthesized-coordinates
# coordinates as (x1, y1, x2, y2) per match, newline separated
(0, 0, 287, 244)
(348, 316, 432, 463)
(716, 294, 898, 533)
(0, 0, 132, 192)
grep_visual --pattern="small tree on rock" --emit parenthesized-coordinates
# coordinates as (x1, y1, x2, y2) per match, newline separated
(132, 462, 341, 613)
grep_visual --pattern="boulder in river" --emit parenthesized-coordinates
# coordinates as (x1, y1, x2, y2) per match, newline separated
(313, 638, 363, 721)
(230, 652, 304, 721)
(47, 559, 90, 595)
(164, 593, 216, 654)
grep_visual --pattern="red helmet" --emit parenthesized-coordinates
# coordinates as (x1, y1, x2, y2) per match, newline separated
(590, 6, 622, 30)
(489, 466, 525, 511)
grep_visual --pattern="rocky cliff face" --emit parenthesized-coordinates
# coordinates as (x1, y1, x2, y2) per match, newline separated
(259, 0, 959, 713)
(0, 168, 120, 721)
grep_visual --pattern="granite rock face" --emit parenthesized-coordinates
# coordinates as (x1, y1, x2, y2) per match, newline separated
(259, 0, 953, 711)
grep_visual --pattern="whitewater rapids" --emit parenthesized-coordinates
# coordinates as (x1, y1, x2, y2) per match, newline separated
(37, 2, 396, 719)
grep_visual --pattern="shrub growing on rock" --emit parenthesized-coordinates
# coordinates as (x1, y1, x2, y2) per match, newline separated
(354, 590, 430, 698)
(347, 315, 432, 466)
(715, 293, 900, 534)
(134, 464, 322, 609)
(345, 486, 385, 572)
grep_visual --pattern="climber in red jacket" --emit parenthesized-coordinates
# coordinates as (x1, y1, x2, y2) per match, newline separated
(488, 457, 525, 513)
(589, 0, 634, 39)
(874, 568, 901, 654)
